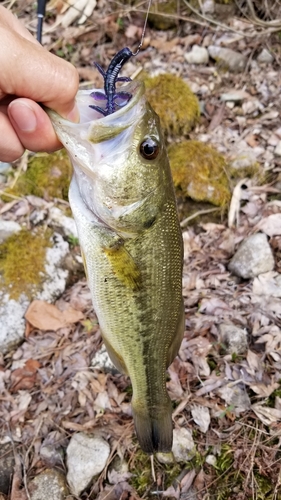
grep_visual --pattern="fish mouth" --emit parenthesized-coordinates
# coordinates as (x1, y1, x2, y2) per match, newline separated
(47, 79, 146, 143)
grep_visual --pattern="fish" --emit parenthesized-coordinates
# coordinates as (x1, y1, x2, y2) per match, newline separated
(47, 73, 184, 454)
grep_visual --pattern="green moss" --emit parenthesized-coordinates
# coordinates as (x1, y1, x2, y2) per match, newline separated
(130, 450, 153, 496)
(129, 449, 181, 496)
(1, 150, 72, 202)
(168, 140, 231, 206)
(266, 381, 281, 407)
(229, 157, 263, 182)
(143, 74, 200, 138)
(255, 474, 273, 497)
(215, 445, 234, 473)
(0, 228, 51, 300)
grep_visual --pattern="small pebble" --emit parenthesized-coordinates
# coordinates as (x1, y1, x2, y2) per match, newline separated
(257, 48, 273, 64)
(185, 45, 209, 65)
(275, 141, 281, 156)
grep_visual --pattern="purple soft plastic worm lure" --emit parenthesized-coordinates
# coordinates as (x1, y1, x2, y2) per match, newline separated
(90, 47, 133, 116)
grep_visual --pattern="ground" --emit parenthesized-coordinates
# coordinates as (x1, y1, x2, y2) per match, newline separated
(1, 1, 281, 499)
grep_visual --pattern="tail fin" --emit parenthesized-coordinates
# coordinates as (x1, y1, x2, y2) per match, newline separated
(132, 403, 173, 454)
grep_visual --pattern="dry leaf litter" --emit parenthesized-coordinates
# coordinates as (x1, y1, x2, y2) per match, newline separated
(1, 1, 281, 499)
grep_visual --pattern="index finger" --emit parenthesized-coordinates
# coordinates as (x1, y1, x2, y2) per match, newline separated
(0, 25, 79, 119)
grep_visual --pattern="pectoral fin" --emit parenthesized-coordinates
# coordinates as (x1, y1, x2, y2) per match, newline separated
(102, 336, 128, 375)
(166, 299, 185, 368)
(80, 249, 89, 280)
(103, 240, 141, 289)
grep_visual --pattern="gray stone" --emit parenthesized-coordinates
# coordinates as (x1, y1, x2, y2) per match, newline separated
(172, 428, 195, 462)
(228, 233, 274, 279)
(91, 344, 117, 373)
(206, 454, 217, 466)
(275, 141, 281, 156)
(185, 45, 209, 65)
(208, 45, 247, 72)
(257, 48, 273, 64)
(218, 323, 248, 354)
(29, 469, 68, 500)
(0, 442, 15, 495)
(0, 220, 21, 244)
(40, 444, 64, 467)
(49, 207, 78, 238)
(221, 90, 249, 102)
(66, 433, 110, 496)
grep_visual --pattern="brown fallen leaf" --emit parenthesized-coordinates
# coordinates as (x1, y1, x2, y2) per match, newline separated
(10, 359, 40, 393)
(245, 133, 259, 147)
(208, 103, 225, 132)
(25, 300, 84, 331)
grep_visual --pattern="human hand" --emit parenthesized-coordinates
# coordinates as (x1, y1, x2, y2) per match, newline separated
(0, 6, 79, 162)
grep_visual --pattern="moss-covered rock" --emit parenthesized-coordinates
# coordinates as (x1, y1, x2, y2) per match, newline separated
(148, 0, 179, 30)
(168, 140, 230, 206)
(0, 228, 51, 300)
(1, 150, 72, 202)
(143, 74, 200, 138)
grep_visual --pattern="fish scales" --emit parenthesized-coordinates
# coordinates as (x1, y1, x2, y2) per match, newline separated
(48, 79, 184, 454)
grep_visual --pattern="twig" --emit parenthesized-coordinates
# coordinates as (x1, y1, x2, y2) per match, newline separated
(150, 454, 156, 482)
(246, 0, 281, 27)
(228, 178, 249, 228)
(180, 207, 220, 228)
(183, 0, 255, 36)
(23, 416, 44, 500)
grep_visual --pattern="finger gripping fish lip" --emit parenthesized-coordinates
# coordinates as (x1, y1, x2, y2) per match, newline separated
(90, 47, 133, 116)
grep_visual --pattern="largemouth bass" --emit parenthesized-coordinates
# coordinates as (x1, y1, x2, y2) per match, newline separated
(48, 77, 184, 454)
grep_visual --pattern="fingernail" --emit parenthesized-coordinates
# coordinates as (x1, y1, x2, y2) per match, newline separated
(65, 103, 80, 123)
(9, 102, 37, 132)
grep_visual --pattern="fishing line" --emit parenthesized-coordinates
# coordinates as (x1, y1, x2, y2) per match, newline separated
(36, 0, 153, 47)
(131, 0, 153, 56)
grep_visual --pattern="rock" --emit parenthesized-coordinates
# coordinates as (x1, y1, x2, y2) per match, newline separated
(0, 294, 29, 353)
(230, 151, 258, 171)
(267, 134, 279, 147)
(206, 454, 217, 466)
(201, 0, 214, 14)
(218, 323, 248, 354)
(0, 220, 21, 244)
(0, 233, 70, 353)
(257, 48, 273, 64)
(172, 428, 195, 462)
(0, 442, 15, 495)
(66, 433, 110, 496)
(208, 45, 247, 72)
(185, 45, 209, 65)
(29, 469, 68, 500)
(220, 90, 249, 102)
(242, 99, 263, 115)
(156, 452, 175, 465)
(91, 344, 117, 373)
(218, 384, 251, 413)
(40, 444, 64, 467)
(49, 207, 78, 238)
(0, 162, 11, 174)
(228, 233, 274, 279)
(275, 141, 281, 156)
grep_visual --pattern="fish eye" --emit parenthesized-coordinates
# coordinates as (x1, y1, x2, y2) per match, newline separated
(140, 138, 159, 160)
